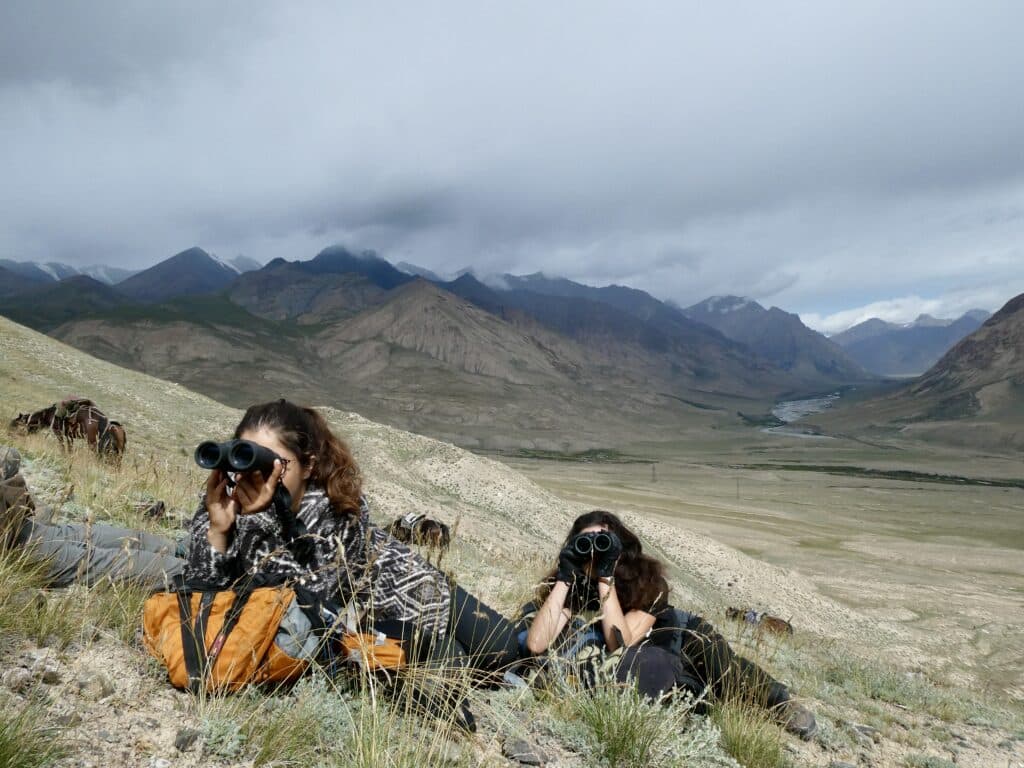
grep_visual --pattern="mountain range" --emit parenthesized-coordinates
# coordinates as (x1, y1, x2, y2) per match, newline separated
(0, 251, 259, 288)
(683, 296, 867, 383)
(831, 311, 990, 376)
(3, 243, 1007, 450)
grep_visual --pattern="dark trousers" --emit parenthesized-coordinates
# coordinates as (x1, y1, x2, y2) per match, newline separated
(446, 584, 521, 675)
(678, 614, 790, 708)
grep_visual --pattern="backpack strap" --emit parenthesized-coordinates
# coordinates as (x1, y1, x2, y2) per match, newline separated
(174, 582, 260, 692)
(176, 591, 203, 694)
(647, 606, 696, 656)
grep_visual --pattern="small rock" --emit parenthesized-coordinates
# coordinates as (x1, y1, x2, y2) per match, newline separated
(174, 728, 200, 752)
(76, 672, 115, 701)
(97, 729, 116, 743)
(3, 667, 33, 693)
(39, 666, 61, 685)
(829, 762, 857, 768)
(148, 759, 172, 768)
(503, 738, 548, 766)
(55, 712, 82, 727)
(1, 446, 22, 480)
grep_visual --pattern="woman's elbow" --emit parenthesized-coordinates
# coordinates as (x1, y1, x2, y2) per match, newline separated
(525, 634, 547, 655)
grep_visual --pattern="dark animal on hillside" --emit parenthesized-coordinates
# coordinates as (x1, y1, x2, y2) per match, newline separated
(97, 420, 127, 461)
(388, 512, 451, 553)
(10, 406, 57, 435)
(10, 399, 126, 463)
(726, 607, 794, 636)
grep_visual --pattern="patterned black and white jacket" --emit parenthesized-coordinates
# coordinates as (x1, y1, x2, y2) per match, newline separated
(185, 485, 451, 637)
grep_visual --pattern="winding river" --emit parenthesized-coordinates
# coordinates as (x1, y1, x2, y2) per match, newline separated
(762, 391, 842, 438)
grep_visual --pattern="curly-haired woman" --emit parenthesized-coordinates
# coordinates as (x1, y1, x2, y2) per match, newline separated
(522, 510, 817, 739)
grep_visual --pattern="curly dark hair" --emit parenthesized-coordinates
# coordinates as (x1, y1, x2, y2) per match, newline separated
(537, 510, 669, 613)
(234, 400, 363, 517)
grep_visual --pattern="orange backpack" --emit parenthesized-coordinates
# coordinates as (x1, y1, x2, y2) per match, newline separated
(142, 583, 312, 692)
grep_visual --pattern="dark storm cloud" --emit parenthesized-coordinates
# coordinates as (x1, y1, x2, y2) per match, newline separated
(2, 1, 1023, 329)
(0, 1, 271, 90)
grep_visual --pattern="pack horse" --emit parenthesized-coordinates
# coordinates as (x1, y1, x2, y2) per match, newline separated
(9, 398, 126, 461)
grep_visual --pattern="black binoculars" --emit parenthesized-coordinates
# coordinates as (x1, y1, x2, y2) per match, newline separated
(570, 530, 619, 558)
(194, 439, 282, 476)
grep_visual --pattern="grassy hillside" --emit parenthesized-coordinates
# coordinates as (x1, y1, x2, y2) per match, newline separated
(1, 316, 1021, 768)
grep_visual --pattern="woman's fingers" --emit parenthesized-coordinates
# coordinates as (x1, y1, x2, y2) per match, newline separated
(206, 469, 225, 498)
(234, 481, 254, 508)
(236, 460, 283, 514)
(205, 470, 238, 534)
(206, 471, 234, 509)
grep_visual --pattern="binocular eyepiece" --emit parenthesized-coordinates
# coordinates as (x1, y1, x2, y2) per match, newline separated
(194, 439, 282, 476)
(570, 530, 617, 558)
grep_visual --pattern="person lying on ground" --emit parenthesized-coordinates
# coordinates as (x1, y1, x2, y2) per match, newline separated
(0, 445, 185, 587)
(520, 509, 818, 739)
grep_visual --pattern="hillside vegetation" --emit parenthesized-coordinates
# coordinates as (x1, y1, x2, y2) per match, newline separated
(1, 316, 1021, 768)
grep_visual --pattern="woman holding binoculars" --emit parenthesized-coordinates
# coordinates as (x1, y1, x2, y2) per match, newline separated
(183, 400, 520, 678)
(520, 510, 817, 740)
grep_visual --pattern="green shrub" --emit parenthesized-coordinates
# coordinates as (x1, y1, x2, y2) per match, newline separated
(711, 699, 790, 768)
(549, 662, 738, 768)
(903, 754, 958, 768)
(0, 701, 65, 768)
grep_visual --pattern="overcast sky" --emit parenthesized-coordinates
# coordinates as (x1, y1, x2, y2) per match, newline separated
(2, 1, 1023, 333)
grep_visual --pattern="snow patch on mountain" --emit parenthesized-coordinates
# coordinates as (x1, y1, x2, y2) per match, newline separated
(37, 263, 64, 281)
(704, 295, 756, 314)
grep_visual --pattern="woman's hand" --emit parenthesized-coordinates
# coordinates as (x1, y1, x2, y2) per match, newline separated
(556, 544, 585, 586)
(206, 469, 239, 552)
(233, 460, 284, 514)
(594, 532, 622, 579)
(205, 461, 284, 553)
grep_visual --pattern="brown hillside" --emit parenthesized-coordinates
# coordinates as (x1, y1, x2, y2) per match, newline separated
(228, 263, 390, 324)
(316, 280, 582, 385)
(910, 293, 1024, 397)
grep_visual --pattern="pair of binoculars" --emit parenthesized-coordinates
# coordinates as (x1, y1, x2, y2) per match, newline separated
(194, 439, 282, 475)
(570, 530, 618, 558)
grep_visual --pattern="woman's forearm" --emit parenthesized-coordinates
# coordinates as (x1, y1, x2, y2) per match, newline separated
(597, 580, 632, 651)
(207, 527, 231, 553)
(526, 581, 572, 654)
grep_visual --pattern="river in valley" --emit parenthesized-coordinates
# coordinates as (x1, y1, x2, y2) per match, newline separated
(762, 391, 843, 438)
